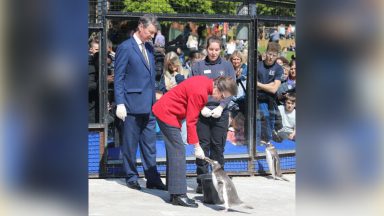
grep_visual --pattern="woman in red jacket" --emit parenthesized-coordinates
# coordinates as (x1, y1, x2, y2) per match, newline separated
(152, 76, 237, 208)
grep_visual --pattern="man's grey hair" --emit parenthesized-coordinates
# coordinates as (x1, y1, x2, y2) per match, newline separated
(138, 14, 160, 30)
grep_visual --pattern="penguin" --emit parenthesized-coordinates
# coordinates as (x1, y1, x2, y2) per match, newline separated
(265, 142, 289, 181)
(204, 157, 253, 211)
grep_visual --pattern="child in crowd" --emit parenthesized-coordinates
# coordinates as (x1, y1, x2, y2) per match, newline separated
(276, 93, 296, 141)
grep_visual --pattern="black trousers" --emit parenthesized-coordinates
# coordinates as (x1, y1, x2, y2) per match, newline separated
(196, 111, 229, 185)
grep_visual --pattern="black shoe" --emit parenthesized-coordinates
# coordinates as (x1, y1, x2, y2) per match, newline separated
(146, 182, 167, 190)
(196, 185, 203, 194)
(126, 181, 141, 190)
(171, 194, 198, 208)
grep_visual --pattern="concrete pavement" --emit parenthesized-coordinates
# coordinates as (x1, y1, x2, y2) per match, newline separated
(89, 174, 295, 216)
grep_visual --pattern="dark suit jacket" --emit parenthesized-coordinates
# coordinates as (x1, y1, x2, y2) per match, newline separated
(114, 37, 156, 114)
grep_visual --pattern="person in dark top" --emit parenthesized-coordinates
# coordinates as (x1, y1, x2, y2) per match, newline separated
(191, 36, 236, 194)
(256, 42, 284, 144)
(88, 40, 99, 123)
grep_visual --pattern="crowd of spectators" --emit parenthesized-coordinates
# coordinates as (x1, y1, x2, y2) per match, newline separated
(88, 21, 296, 147)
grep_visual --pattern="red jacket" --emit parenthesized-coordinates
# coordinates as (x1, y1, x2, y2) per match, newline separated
(152, 76, 213, 144)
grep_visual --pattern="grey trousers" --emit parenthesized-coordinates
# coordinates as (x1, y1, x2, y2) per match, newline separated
(157, 119, 187, 195)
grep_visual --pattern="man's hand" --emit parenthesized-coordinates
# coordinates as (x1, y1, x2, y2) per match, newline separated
(116, 104, 127, 121)
(211, 106, 223, 118)
(201, 106, 212, 118)
(194, 144, 205, 159)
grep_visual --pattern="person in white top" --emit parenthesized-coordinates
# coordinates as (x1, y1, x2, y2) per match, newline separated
(277, 92, 296, 141)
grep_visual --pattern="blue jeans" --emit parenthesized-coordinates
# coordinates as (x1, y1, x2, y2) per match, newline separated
(256, 102, 275, 145)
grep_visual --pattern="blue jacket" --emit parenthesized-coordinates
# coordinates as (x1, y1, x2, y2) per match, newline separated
(114, 38, 156, 114)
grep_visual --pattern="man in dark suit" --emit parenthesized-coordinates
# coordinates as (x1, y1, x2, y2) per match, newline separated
(114, 14, 165, 191)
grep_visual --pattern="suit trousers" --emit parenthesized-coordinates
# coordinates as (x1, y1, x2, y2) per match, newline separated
(122, 113, 162, 185)
(196, 111, 229, 185)
(157, 119, 187, 195)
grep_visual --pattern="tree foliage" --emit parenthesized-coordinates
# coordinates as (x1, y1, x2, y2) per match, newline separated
(122, 0, 296, 17)
(123, 0, 176, 13)
(123, 0, 241, 15)
(169, 0, 214, 14)
(256, 3, 296, 17)
(211, 0, 238, 15)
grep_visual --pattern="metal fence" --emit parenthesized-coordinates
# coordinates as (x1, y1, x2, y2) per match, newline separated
(88, 0, 296, 177)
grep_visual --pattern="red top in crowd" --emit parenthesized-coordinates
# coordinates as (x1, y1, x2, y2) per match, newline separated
(152, 76, 213, 144)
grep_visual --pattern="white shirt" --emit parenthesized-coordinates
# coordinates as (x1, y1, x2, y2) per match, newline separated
(278, 105, 295, 133)
(133, 33, 149, 61)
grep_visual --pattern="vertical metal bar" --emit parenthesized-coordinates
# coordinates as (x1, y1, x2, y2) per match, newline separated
(99, 0, 109, 176)
(247, 1, 257, 174)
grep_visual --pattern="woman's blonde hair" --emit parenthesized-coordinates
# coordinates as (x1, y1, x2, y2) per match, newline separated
(229, 50, 244, 64)
(163, 51, 189, 91)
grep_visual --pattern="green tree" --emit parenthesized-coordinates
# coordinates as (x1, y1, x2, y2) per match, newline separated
(122, 1, 295, 17)
(168, 0, 214, 14)
(257, 3, 296, 17)
(123, 0, 176, 13)
(211, 0, 238, 15)
(123, 0, 216, 14)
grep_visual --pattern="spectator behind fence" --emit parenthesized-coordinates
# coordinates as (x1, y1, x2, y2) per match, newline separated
(278, 24, 286, 39)
(276, 56, 289, 67)
(154, 46, 166, 82)
(88, 40, 99, 123)
(154, 29, 165, 47)
(186, 23, 199, 52)
(225, 38, 236, 57)
(229, 51, 247, 101)
(89, 40, 99, 56)
(269, 28, 280, 44)
(227, 51, 248, 142)
(191, 36, 236, 194)
(152, 76, 237, 208)
(114, 14, 165, 191)
(157, 51, 190, 143)
(256, 42, 283, 144)
(276, 62, 293, 104)
(282, 63, 290, 82)
(276, 93, 296, 141)
(184, 50, 204, 75)
(287, 59, 296, 87)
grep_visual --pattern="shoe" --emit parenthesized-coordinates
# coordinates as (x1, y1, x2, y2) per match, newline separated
(126, 181, 141, 190)
(196, 185, 203, 194)
(170, 194, 198, 208)
(146, 182, 167, 190)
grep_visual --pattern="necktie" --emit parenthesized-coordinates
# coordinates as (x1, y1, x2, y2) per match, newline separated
(140, 43, 149, 66)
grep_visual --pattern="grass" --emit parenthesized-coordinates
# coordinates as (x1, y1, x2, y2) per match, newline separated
(257, 39, 296, 61)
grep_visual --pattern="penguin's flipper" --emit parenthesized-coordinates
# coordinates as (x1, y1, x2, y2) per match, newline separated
(222, 183, 230, 211)
(216, 176, 225, 202)
(265, 148, 275, 179)
(271, 147, 284, 181)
